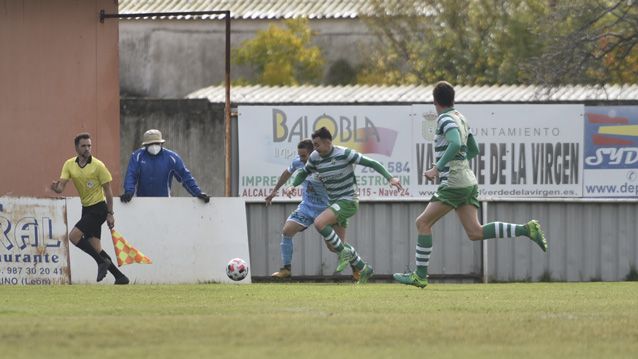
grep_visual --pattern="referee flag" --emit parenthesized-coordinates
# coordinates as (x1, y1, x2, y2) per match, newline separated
(110, 229, 153, 266)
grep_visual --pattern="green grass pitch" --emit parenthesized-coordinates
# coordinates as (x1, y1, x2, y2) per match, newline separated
(1, 282, 637, 358)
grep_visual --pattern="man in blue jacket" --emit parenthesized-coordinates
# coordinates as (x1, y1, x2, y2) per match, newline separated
(120, 129, 210, 203)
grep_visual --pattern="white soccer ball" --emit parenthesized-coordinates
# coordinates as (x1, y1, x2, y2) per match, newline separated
(226, 258, 249, 281)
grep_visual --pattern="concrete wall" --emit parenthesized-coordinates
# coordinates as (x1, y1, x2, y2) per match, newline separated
(119, 99, 226, 198)
(119, 19, 377, 98)
(0, 0, 120, 197)
(67, 197, 250, 284)
(0, 196, 251, 285)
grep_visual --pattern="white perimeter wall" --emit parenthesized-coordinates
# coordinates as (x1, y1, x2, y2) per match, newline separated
(67, 197, 250, 284)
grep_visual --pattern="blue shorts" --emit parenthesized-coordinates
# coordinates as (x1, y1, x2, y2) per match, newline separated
(286, 203, 323, 228)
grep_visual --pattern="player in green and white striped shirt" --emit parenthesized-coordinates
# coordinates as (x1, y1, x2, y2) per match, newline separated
(291, 127, 404, 284)
(393, 81, 548, 289)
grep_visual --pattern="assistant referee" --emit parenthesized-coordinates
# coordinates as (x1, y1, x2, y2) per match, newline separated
(51, 132, 129, 284)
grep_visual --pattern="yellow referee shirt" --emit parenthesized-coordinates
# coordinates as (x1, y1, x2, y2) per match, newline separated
(60, 156, 113, 207)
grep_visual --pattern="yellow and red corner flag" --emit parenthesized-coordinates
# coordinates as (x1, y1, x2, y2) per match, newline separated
(110, 229, 153, 267)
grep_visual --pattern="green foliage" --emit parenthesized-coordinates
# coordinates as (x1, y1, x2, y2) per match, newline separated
(325, 58, 358, 85)
(360, 0, 638, 86)
(534, 0, 638, 85)
(233, 19, 324, 85)
(360, 0, 548, 85)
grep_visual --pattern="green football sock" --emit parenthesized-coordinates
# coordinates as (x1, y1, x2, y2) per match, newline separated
(318, 225, 344, 252)
(415, 234, 432, 278)
(482, 222, 526, 239)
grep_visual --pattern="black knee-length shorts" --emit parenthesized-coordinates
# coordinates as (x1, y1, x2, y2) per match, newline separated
(75, 201, 107, 239)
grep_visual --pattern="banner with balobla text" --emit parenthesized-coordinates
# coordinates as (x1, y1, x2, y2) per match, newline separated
(238, 106, 413, 201)
(239, 104, 585, 201)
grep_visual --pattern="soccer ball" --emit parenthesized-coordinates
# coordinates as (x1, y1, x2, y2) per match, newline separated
(226, 258, 249, 281)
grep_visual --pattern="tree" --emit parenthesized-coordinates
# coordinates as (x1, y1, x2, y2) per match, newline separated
(325, 58, 358, 85)
(233, 19, 324, 86)
(359, 0, 638, 86)
(359, 0, 548, 85)
(530, 0, 638, 86)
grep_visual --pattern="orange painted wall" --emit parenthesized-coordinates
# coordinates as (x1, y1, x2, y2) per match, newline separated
(0, 0, 120, 197)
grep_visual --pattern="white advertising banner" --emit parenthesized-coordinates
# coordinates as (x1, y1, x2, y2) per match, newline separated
(0, 197, 70, 285)
(583, 106, 638, 198)
(239, 104, 585, 200)
(410, 104, 585, 198)
(238, 106, 413, 201)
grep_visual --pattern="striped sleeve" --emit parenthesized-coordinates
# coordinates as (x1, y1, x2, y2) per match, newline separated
(344, 148, 362, 164)
(305, 158, 318, 173)
(438, 115, 458, 135)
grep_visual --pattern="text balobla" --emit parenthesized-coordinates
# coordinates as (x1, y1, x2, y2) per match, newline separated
(272, 108, 381, 143)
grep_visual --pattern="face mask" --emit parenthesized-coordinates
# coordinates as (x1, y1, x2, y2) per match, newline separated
(147, 144, 162, 155)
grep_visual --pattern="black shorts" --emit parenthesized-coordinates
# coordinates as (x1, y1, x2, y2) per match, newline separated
(75, 201, 107, 239)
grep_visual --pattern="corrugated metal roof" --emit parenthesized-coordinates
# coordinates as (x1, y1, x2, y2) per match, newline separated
(186, 84, 638, 104)
(117, 0, 375, 20)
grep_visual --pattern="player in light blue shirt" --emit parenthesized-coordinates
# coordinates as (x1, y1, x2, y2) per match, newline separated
(265, 139, 336, 279)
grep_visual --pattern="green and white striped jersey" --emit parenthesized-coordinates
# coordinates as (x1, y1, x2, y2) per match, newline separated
(301, 145, 364, 202)
(435, 108, 477, 188)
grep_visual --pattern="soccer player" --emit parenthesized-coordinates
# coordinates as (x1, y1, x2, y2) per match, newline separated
(393, 81, 547, 289)
(265, 139, 335, 279)
(50, 133, 129, 284)
(290, 127, 404, 284)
